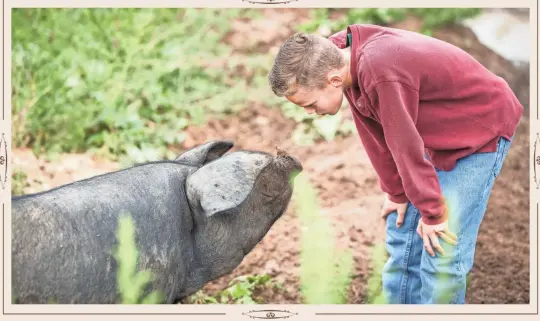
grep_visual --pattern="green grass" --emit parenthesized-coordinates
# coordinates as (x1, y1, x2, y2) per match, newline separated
(186, 273, 285, 304)
(12, 8, 265, 164)
(11, 7, 483, 160)
(298, 8, 483, 36)
(280, 99, 356, 146)
(293, 172, 354, 304)
(11, 170, 29, 196)
(11, 8, 368, 163)
(113, 212, 164, 304)
(364, 243, 388, 304)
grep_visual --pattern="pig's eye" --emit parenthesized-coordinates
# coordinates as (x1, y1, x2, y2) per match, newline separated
(258, 178, 278, 200)
(261, 192, 275, 198)
(261, 189, 280, 201)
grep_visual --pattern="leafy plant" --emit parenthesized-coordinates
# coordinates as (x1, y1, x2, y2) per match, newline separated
(219, 274, 276, 304)
(186, 290, 222, 304)
(11, 170, 29, 196)
(185, 273, 283, 304)
(113, 212, 164, 304)
(11, 8, 267, 162)
(280, 100, 356, 146)
(293, 172, 354, 304)
(407, 8, 483, 36)
(298, 8, 482, 36)
(364, 243, 388, 304)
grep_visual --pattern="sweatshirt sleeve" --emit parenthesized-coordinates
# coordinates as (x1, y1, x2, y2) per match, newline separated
(367, 81, 448, 225)
(350, 109, 408, 203)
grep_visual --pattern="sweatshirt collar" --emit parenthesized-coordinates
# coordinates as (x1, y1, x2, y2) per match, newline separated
(346, 25, 360, 90)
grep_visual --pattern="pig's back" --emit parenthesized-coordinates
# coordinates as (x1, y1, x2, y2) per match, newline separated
(11, 162, 197, 304)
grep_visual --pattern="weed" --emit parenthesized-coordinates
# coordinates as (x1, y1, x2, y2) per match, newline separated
(12, 8, 266, 163)
(293, 172, 354, 304)
(11, 170, 29, 196)
(113, 212, 164, 304)
(298, 8, 482, 36)
(185, 273, 283, 304)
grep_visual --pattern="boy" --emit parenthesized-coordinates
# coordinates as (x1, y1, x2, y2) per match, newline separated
(268, 24, 523, 304)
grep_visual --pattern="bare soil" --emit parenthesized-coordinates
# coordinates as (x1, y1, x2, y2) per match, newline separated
(11, 9, 530, 304)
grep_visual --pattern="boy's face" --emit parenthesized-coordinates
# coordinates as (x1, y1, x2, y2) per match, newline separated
(286, 73, 345, 116)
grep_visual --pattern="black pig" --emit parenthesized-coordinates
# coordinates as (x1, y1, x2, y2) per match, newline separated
(11, 140, 302, 304)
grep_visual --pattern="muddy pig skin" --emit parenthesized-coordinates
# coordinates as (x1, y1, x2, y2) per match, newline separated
(11, 140, 303, 304)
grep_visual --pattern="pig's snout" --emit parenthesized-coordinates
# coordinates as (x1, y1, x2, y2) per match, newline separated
(274, 154, 303, 176)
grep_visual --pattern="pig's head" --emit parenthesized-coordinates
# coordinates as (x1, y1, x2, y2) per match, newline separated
(176, 140, 302, 286)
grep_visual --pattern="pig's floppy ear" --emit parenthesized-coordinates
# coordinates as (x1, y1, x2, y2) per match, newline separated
(175, 140, 234, 166)
(186, 152, 272, 217)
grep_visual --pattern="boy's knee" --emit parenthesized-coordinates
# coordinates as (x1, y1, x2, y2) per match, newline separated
(420, 247, 463, 278)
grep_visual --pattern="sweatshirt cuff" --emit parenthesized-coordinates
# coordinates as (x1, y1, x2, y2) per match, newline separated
(420, 197, 449, 225)
(388, 193, 408, 204)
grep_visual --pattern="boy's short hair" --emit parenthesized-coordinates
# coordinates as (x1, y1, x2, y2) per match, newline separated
(268, 32, 345, 97)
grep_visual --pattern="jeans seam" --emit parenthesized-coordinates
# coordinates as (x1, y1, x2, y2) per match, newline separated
(399, 207, 418, 303)
(495, 138, 510, 177)
(490, 137, 504, 177)
(455, 177, 493, 274)
(460, 138, 502, 258)
(448, 273, 465, 304)
(454, 146, 501, 285)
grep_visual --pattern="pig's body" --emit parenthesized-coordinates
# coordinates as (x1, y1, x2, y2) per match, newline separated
(11, 141, 302, 304)
(12, 162, 203, 303)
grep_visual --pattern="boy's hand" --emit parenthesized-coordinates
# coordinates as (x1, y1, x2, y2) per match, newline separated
(380, 194, 408, 228)
(416, 219, 458, 257)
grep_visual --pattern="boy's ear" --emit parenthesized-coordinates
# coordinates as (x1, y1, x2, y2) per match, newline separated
(329, 73, 344, 87)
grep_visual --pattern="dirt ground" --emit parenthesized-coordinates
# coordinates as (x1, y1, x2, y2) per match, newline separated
(11, 9, 530, 304)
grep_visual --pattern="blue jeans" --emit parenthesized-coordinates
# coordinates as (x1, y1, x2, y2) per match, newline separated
(381, 136, 513, 304)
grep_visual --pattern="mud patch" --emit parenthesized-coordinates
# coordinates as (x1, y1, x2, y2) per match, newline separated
(224, 8, 311, 54)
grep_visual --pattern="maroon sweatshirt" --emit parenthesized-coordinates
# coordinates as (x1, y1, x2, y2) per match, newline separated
(328, 24, 523, 225)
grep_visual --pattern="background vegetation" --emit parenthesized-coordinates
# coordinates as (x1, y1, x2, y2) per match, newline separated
(12, 8, 480, 164)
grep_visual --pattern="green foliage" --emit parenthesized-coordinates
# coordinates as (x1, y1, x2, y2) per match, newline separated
(185, 290, 222, 304)
(298, 8, 404, 33)
(364, 243, 388, 304)
(11, 170, 29, 196)
(12, 8, 266, 163)
(298, 8, 482, 36)
(113, 212, 164, 304)
(11, 7, 484, 161)
(407, 8, 483, 36)
(219, 274, 278, 304)
(293, 172, 354, 304)
(280, 100, 356, 146)
(186, 273, 283, 304)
